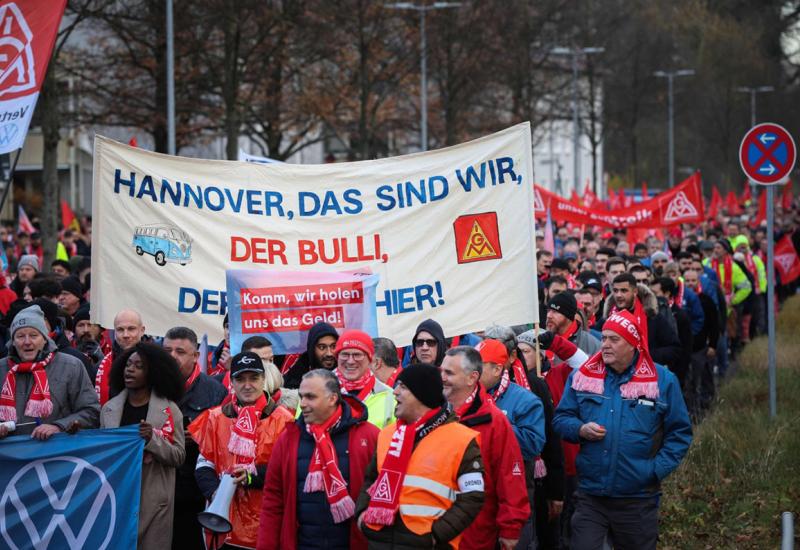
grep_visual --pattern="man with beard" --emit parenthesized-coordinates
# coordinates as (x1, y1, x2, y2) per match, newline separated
(546, 293, 601, 360)
(72, 305, 105, 365)
(282, 322, 339, 389)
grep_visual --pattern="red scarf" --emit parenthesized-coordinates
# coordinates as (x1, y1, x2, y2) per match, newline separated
(153, 406, 176, 444)
(228, 393, 268, 462)
(184, 363, 201, 391)
(455, 385, 480, 418)
(364, 406, 446, 525)
(510, 358, 530, 390)
(94, 351, 114, 405)
(487, 368, 511, 404)
(0, 352, 55, 421)
(304, 404, 354, 522)
(673, 279, 685, 308)
(335, 368, 376, 403)
(610, 297, 649, 352)
(744, 253, 760, 294)
(545, 320, 579, 362)
(572, 350, 659, 399)
(712, 256, 733, 298)
(385, 368, 400, 388)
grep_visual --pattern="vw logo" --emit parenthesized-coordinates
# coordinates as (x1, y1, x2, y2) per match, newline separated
(0, 457, 116, 550)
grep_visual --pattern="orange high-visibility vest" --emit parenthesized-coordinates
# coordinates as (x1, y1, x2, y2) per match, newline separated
(369, 421, 480, 548)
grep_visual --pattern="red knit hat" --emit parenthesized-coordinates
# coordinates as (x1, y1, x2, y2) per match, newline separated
(334, 329, 374, 361)
(476, 338, 509, 366)
(602, 310, 642, 349)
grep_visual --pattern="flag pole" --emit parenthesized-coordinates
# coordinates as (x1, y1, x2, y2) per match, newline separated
(534, 321, 542, 377)
(0, 149, 22, 216)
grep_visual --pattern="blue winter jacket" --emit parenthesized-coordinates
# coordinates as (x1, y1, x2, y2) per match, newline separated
(552, 358, 692, 498)
(490, 381, 546, 460)
(682, 287, 705, 336)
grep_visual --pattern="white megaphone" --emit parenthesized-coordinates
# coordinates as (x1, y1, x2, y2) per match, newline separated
(198, 473, 236, 533)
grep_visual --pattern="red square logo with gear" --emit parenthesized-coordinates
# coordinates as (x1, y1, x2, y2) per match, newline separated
(453, 212, 502, 264)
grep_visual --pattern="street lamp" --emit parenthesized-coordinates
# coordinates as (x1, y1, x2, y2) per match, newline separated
(551, 46, 604, 195)
(387, 2, 461, 151)
(654, 69, 695, 187)
(736, 85, 774, 127)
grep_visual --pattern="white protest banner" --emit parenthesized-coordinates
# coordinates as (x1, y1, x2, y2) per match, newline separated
(226, 269, 380, 354)
(91, 122, 538, 344)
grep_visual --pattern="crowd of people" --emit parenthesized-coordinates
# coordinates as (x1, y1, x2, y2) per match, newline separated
(0, 195, 797, 550)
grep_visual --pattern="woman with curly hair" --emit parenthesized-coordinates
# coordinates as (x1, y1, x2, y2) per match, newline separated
(101, 341, 186, 549)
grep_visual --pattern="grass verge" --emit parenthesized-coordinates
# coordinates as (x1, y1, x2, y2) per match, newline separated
(660, 294, 800, 549)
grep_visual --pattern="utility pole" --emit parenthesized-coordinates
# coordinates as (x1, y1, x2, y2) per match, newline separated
(654, 69, 694, 187)
(551, 46, 604, 195)
(386, 2, 461, 152)
(166, 0, 176, 155)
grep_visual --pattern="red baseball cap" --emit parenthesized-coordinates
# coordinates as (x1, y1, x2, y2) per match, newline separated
(476, 338, 509, 366)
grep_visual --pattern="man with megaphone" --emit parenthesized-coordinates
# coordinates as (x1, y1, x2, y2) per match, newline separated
(190, 351, 294, 549)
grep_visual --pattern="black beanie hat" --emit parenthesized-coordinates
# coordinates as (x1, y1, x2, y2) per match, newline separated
(60, 276, 84, 299)
(547, 291, 578, 322)
(74, 304, 91, 324)
(396, 364, 444, 409)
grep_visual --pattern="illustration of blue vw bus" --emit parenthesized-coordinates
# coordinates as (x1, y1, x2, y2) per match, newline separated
(132, 223, 192, 266)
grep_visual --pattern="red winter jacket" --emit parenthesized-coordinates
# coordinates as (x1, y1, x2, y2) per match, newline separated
(545, 363, 579, 476)
(458, 386, 530, 549)
(256, 400, 378, 550)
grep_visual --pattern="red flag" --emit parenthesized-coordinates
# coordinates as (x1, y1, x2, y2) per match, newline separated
(570, 189, 583, 206)
(607, 188, 618, 209)
(0, 1, 67, 155)
(622, 191, 632, 208)
(740, 184, 752, 205)
(534, 173, 704, 228)
(775, 235, 800, 284)
(128, 136, 138, 147)
(583, 186, 599, 208)
(60, 199, 80, 231)
(641, 181, 649, 200)
(708, 186, 723, 219)
(751, 190, 766, 227)
(781, 180, 793, 211)
(725, 191, 743, 215)
(17, 205, 35, 235)
(543, 209, 555, 254)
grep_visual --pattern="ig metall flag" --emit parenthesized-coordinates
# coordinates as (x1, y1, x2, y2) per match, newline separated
(0, 1, 67, 154)
(0, 425, 143, 550)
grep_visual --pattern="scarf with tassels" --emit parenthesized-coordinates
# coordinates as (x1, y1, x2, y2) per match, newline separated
(364, 405, 449, 526)
(510, 358, 530, 390)
(335, 368, 376, 403)
(0, 352, 56, 421)
(571, 311, 659, 400)
(304, 404, 354, 523)
(228, 393, 268, 462)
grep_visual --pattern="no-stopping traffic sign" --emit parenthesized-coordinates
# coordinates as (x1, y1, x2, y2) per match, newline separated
(739, 123, 796, 185)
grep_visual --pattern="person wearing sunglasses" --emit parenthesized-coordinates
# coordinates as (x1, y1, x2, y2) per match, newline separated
(411, 319, 446, 367)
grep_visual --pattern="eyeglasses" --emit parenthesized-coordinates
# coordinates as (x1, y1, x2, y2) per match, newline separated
(338, 351, 366, 362)
(415, 338, 437, 348)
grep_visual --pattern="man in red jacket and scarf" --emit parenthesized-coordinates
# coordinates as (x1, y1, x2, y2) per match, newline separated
(257, 368, 378, 550)
(441, 346, 529, 550)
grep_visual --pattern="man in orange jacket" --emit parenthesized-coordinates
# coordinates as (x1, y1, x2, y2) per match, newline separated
(190, 351, 293, 549)
(442, 346, 530, 550)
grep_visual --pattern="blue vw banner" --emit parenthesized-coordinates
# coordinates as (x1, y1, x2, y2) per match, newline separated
(0, 426, 143, 550)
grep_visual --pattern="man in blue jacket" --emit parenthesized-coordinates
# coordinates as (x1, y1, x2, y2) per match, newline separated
(476, 338, 545, 460)
(553, 310, 692, 550)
